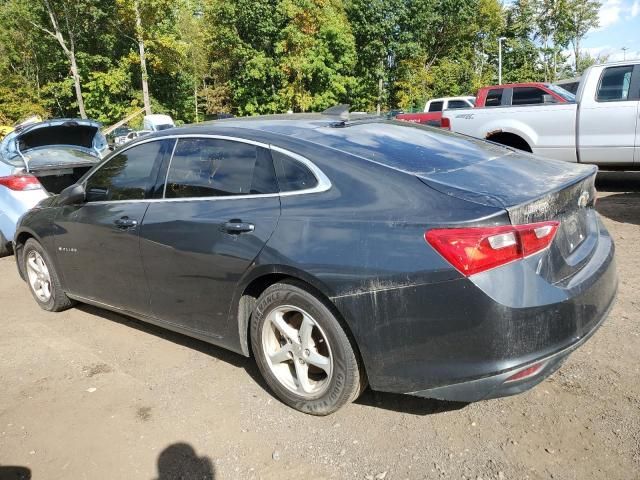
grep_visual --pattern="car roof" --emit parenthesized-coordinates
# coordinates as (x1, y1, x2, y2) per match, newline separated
(137, 115, 517, 176)
(483, 82, 548, 89)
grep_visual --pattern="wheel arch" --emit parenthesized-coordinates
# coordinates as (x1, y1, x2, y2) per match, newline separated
(485, 130, 533, 153)
(13, 228, 42, 281)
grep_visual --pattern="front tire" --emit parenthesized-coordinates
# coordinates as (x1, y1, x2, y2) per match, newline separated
(23, 238, 74, 312)
(251, 281, 365, 415)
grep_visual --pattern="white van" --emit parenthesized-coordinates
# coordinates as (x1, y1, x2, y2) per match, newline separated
(143, 114, 175, 132)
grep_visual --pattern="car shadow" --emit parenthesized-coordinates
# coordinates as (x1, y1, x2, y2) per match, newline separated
(154, 442, 215, 480)
(76, 304, 468, 416)
(355, 389, 468, 416)
(75, 304, 271, 393)
(596, 193, 640, 226)
(0, 466, 31, 480)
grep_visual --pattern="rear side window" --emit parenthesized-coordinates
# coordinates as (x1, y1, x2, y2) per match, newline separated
(512, 87, 546, 105)
(272, 150, 318, 192)
(485, 89, 503, 107)
(165, 138, 277, 198)
(597, 66, 633, 101)
(428, 101, 444, 112)
(447, 100, 470, 109)
(85, 141, 165, 202)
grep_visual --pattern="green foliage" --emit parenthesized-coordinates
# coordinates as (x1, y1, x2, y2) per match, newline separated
(0, 0, 603, 124)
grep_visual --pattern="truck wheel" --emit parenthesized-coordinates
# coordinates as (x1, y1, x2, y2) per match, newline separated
(23, 238, 74, 312)
(251, 281, 366, 415)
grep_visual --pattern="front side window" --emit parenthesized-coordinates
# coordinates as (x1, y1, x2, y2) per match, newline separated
(428, 101, 444, 112)
(597, 66, 634, 102)
(165, 138, 277, 198)
(485, 89, 503, 107)
(512, 87, 547, 105)
(272, 150, 318, 192)
(85, 141, 164, 202)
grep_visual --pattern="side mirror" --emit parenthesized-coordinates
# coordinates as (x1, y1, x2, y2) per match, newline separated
(542, 94, 557, 104)
(57, 183, 86, 206)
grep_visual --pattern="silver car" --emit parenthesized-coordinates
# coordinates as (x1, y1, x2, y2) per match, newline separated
(0, 119, 107, 256)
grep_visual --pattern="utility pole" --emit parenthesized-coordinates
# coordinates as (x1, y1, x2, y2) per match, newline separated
(498, 37, 507, 85)
(622, 47, 629, 61)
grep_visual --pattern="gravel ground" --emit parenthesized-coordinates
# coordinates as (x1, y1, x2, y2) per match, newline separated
(0, 171, 638, 480)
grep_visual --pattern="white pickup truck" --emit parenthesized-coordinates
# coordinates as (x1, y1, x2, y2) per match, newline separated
(443, 60, 640, 167)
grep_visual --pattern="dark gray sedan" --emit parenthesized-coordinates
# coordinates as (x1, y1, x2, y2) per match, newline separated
(13, 115, 617, 415)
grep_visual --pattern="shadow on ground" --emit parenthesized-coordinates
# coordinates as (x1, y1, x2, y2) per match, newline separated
(76, 304, 467, 416)
(154, 443, 215, 480)
(355, 390, 467, 415)
(596, 193, 640, 226)
(0, 466, 31, 480)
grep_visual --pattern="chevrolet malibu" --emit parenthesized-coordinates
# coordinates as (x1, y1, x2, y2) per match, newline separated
(13, 116, 617, 415)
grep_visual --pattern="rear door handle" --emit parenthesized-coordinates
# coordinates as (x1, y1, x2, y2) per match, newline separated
(114, 216, 138, 229)
(224, 221, 255, 234)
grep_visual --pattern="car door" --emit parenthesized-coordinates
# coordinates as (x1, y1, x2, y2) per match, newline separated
(139, 136, 281, 339)
(579, 64, 640, 165)
(54, 139, 173, 313)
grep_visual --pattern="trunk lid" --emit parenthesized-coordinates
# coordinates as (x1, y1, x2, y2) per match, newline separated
(417, 152, 598, 283)
(0, 119, 104, 169)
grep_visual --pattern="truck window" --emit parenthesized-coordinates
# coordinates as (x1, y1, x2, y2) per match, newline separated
(512, 87, 546, 105)
(597, 66, 633, 102)
(447, 100, 470, 109)
(428, 101, 444, 112)
(485, 89, 503, 107)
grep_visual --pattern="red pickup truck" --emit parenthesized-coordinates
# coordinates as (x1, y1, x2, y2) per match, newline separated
(396, 82, 574, 127)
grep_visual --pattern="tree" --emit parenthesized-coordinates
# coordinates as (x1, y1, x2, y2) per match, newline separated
(563, 0, 600, 73)
(29, 0, 91, 118)
(275, 0, 357, 112)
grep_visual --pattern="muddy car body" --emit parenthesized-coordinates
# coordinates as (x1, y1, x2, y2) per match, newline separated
(0, 119, 107, 255)
(13, 117, 617, 414)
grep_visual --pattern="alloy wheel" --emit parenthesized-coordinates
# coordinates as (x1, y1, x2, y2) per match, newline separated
(261, 305, 333, 397)
(26, 250, 52, 303)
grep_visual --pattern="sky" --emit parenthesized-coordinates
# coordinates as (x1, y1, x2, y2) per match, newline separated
(576, 0, 640, 61)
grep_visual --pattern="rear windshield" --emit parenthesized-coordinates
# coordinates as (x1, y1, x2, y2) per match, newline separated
(546, 83, 576, 102)
(284, 121, 508, 175)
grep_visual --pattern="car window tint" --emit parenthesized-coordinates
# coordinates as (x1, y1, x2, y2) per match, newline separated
(447, 100, 470, 109)
(512, 87, 546, 105)
(597, 66, 634, 101)
(428, 101, 444, 112)
(485, 89, 503, 106)
(85, 141, 163, 202)
(165, 138, 277, 198)
(272, 150, 318, 192)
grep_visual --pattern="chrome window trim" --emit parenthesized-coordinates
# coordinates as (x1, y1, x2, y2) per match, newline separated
(81, 133, 332, 205)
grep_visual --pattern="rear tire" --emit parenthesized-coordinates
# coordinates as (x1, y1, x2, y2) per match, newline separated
(23, 238, 74, 312)
(251, 281, 365, 415)
(0, 231, 11, 258)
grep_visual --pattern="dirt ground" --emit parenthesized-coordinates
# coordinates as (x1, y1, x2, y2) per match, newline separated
(0, 172, 638, 480)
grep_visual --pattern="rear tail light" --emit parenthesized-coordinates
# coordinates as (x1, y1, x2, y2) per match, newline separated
(440, 117, 451, 130)
(504, 362, 546, 383)
(0, 174, 41, 191)
(425, 221, 559, 276)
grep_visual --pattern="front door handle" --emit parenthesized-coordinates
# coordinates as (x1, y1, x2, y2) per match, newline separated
(114, 216, 138, 229)
(224, 220, 255, 234)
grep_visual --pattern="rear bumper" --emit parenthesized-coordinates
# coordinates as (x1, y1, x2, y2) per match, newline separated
(408, 297, 612, 402)
(333, 217, 617, 400)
